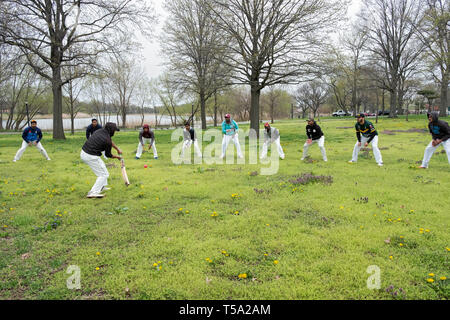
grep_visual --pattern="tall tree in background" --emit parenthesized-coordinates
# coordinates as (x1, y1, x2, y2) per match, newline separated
(207, 0, 347, 134)
(295, 81, 329, 118)
(162, 0, 231, 130)
(361, 0, 424, 117)
(415, 0, 449, 115)
(0, 0, 154, 139)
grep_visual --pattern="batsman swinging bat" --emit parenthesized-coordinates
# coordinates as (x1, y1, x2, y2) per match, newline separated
(120, 158, 130, 186)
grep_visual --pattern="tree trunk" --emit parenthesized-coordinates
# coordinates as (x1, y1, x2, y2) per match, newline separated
(441, 71, 448, 116)
(214, 91, 218, 127)
(52, 68, 65, 139)
(71, 113, 75, 135)
(250, 87, 260, 136)
(271, 102, 274, 124)
(200, 91, 207, 130)
(389, 89, 397, 118)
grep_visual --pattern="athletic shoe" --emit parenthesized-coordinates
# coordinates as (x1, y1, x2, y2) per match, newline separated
(378, 163, 383, 167)
(86, 193, 105, 199)
(418, 166, 427, 169)
(323, 159, 328, 162)
(348, 160, 356, 164)
(135, 156, 140, 160)
(47, 158, 51, 161)
(13, 159, 16, 162)
(238, 155, 244, 159)
(301, 158, 305, 161)
(154, 157, 158, 160)
(102, 187, 111, 191)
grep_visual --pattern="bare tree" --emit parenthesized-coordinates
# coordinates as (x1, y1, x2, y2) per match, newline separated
(361, 0, 424, 117)
(0, 0, 155, 139)
(162, 0, 231, 130)
(207, 0, 347, 134)
(295, 81, 329, 118)
(415, 0, 449, 115)
(155, 72, 183, 127)
(263, 86, 281, 124)
(63, 66, 84, 135)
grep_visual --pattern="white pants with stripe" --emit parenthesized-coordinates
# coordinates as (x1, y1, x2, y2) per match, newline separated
(421, 139, 450, 168)
(80, 150, 109, 195)
(181, 139, 202, 158)
(14, 140, 50, 161)
(136, 138, 158, 158)
(260, 137, 285, 159)
(302, 136, 327, 161)
(352, 135, 383, 164)
(221, 134, 243, 158)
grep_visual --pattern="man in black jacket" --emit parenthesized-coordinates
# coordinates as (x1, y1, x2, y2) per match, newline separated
(135, 124, 158, 159)
(80, 123, 123, 198)
(86, 119, 102, 139)
(301, 119, 327, 162)
(419, 112, 450, 168)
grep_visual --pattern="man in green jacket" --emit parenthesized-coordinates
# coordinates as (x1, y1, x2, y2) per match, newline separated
(349, 113, 383, 166)
(220, 114, 243, 159)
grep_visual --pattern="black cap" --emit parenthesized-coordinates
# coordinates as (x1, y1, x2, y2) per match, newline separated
(356, 113, 365, 118)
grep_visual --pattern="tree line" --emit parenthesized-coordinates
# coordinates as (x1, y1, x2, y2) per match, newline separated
(0, 0, 448, 138)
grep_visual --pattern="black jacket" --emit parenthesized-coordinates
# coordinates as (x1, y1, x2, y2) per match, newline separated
(86, 123, 102, 139)
(428, 112, 450, 141)
(306, 122, 324, 140)
(82, 123, 119, 157)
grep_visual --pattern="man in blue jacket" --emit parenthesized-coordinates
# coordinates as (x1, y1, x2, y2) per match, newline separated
(13, 120, 51, 162)
(220, 114, 243, 159)
(86, 118, 102, 139)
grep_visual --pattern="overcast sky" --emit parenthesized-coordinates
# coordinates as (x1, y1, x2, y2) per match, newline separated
(139, 0, 362, 80)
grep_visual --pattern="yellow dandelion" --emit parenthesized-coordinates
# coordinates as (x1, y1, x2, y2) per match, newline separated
(425, 229, 430, 233)
(339, 206, 344, 210)
(178, 208, 183, 211)
(419, 228, 424, 231)
(440, 277, 447, 281)
(153, 263, 158, 267)
(238, 273, 247, 279)
(273, 260, 279, 265)
(410, 210, 414, 213)
(400, 236, 404, 239)
(446, 247, 450, 252)
(399, 243, 404, 247)
(428, 273, 435, 277)
(419, 230, 424, 234)
(427, 278, 434, 283)
(264, 253, 268, 257)
(185, 210, 189, 214)
(95, 267, 100, 271)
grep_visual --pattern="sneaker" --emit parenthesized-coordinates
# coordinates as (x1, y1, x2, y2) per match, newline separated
(418, 166, 427, 169)
(323, 159, 328, 162)
(154, 157, 158, 160)
(378, 162, 383, 167)
(47, 158, 51, 161)
(102, 187, 111, 191)
(13, 159, 17, 162)
(348, 160, 356, 164)
(238, 155, 244, 159)
(135, 156, 140, 160)
(301, 157, 305, 161)
(86, 193, 105, 199)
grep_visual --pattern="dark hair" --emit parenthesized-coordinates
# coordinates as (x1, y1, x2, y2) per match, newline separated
(92, 118, 98, 122)
(184, 121, 190, 126)
(31, 120, 37, 124)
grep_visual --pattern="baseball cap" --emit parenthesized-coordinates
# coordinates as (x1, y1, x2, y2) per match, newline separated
(143, 124, 149, 129)
(225, 114, 231, 118)
(356, 113, 365, 118)
(264, 122, 270, 127)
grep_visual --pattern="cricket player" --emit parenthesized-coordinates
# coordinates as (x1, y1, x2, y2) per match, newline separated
(86, 118, 107, 159)
(220, 114, 243, 159)
(349, 113, 383, 166)
(181, 122, 202, 158)
(136, 124, 158, 160)
(86, 118, 102, 139)
(13, 120, 51, 162)
(301, 118, 327, 162)
(260, 122, 285, 160)
(80, 123, 122, 198)
(419, 112, 450, 168)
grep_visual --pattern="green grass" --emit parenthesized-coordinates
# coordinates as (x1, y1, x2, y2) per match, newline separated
(0, 116, 449, 300)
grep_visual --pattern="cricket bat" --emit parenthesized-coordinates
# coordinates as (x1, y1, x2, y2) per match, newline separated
(120, 158, 130, 186)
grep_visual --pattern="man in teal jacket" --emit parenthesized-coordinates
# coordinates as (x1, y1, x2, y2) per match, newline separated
(220, 114, 243, 159)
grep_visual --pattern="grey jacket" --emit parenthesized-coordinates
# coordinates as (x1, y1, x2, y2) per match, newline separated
(139, 129, 155, 146)
(264, 127, 280, 143)
(183, 128, 197, 141)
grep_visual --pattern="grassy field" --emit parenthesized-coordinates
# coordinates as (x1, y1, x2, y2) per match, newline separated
(0, 116, 449, 300)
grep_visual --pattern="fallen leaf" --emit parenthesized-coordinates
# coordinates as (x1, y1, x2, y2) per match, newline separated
(384, 238, 391, 244)
(21, 253, 31, 260)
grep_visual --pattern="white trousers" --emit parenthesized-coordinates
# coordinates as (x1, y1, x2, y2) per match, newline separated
(80, 150, 109, 195)
(221, 134, 243, 158)
(421, 139, 450, 168)
(136, 138, 158, 158)
(14, 140, 50, 161)
(303, 136, 327, 161)
(260, 137, 285, 159)
(352, 135, 383, 164)
(181, 139, 202, 158)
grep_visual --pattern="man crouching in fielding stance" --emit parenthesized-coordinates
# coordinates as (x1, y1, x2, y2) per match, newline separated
(80, 123, 122, 198)
(181, 122, 202, 158)
(220, 113, 243, 159)
(136, 124, 158, 160)
(13, 120, 51, 162)
(260, 122, 285, 160)
(349, 113, 383, 166)
(302, 118, 327, 162)
(419, 112, 450, 168)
